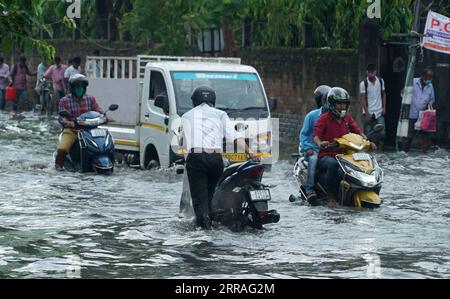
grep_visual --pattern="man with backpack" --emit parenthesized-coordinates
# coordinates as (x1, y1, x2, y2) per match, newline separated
(359, 63, 387, 152)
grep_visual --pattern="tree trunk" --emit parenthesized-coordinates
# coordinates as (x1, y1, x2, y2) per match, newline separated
(222, 20, 236, 57)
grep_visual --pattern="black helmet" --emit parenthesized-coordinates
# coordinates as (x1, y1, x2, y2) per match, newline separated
(326, 87, 351, 118)
(313, 85, 331, 108)
(191, 86, 216, 107)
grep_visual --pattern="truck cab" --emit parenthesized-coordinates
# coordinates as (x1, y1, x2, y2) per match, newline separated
(86, 55, 277, 169)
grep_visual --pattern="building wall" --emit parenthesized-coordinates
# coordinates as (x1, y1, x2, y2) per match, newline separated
(240, 47, 361, 143)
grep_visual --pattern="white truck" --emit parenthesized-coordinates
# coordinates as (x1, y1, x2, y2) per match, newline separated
(86, 55, 277, 169)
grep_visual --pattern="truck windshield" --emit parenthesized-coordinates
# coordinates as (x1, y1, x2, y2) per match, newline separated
(171, 72, 268, 115)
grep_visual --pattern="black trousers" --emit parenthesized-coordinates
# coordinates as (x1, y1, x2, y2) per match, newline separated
(186, 152, 224, 226)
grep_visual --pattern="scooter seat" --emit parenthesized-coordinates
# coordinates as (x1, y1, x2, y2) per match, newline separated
(217, 163, 242, 186)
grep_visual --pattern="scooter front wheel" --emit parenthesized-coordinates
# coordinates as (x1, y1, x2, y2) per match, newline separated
(93, 166, 114, 175)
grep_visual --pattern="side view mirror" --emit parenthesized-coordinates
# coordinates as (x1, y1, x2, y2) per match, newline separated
(59, 110, 71, 118)
(155, 95, 170, 115)
(269, 97, 277, 112)
(172, 125, 183, 137)
(235, 123, 249, 132)
(109, 104, 119, 111)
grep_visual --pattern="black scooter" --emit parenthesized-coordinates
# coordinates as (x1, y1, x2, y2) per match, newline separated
(179, 159, 280, 231)
(56, 104, 118, 175)
(211, 160, 280, 231)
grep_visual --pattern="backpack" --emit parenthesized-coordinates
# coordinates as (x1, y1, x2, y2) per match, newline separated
(364, 76, 384, 114)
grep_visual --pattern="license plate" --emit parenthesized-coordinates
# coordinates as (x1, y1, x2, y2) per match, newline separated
(353, 153, 371, 161)
(222, 153, 248, 162)
(250, 189, 271, 201)
(91, 128, 107, 137)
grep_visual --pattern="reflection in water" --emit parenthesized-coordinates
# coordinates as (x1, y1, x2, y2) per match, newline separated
(0, 112, 449, 278)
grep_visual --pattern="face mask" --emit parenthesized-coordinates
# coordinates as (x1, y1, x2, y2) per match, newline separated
(424, 80, 432, 86)
(339, 110, 347, 118)
(73, 86, 86, 98)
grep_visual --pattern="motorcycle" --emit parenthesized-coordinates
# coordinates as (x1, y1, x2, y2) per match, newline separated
(55, 104, 118, 175)
(289, 126, 384, 208)
(35, 78, 52, 115)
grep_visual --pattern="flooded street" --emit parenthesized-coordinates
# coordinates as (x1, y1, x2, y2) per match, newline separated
(0, 112, 449, 278)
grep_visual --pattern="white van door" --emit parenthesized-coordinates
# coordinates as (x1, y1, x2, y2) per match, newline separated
(139, 69, 171, 168)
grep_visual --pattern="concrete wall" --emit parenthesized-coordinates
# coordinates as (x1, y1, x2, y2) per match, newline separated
(240, 47, 360, 143)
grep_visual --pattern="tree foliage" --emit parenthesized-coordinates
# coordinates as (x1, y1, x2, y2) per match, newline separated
(0, 0, 58, 59)
(119, 0, 419, 53)
(5, 0, 450, 57)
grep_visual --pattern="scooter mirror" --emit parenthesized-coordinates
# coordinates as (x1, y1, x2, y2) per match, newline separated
(235, 123, 249, 132)
(59, 110, 71, 118)
(109, 104, 119, 111)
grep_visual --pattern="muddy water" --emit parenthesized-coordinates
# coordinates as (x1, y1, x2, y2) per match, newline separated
(0, 112, 449, 278)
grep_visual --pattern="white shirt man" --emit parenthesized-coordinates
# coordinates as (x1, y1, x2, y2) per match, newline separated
(360, 77, 385, 119)
(359, 64, 387, 150)
(181, 86, 254, 229)
(182, 102, 237, 153)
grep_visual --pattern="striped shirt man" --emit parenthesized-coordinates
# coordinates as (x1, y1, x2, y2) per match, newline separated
(58, 93, 103, 127)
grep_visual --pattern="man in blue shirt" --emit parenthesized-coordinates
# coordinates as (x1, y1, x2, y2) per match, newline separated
(404, 68, 436, 153)
(299, 85, 330, 202)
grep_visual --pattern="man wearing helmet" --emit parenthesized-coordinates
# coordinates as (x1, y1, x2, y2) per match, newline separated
(54, 74, 110, 170)
(181, 86, 257, 229)
(313, 87, 363, 203)
(299, 85, 331, 204)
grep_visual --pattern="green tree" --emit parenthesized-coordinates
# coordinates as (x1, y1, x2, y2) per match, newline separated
(0, 0, 61, 59)
(115, 0, 439, 54)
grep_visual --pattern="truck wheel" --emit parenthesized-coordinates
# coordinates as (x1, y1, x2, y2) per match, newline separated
(146, 159, 160, 170)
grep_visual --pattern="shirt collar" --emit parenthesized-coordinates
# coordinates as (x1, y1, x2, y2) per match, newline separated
(367, 76, 379, 83)
(69, 93, 85, 101)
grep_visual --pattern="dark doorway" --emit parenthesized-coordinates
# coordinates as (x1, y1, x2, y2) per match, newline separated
(380, 43, 408, 146)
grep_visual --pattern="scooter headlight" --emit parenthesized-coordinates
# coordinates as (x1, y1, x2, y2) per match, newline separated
(87, 137, 98, 148)
(371, 166, 383, 183)
(342, 163, 378, 188)
(105, 134, 110, 147)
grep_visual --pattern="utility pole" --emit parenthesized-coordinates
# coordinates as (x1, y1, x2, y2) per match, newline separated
(395, 0, 423, 151)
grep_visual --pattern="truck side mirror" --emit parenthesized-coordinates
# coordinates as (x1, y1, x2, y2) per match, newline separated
(155, 95, 170, 115)
(109, 104, 119, 111)
(269, 97, 277, 112)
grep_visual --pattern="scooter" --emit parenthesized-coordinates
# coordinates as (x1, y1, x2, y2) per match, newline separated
(210, 160, 280, 231)
(289, 126, 384, 208)
(35, 78, 52, 115)
(175, 131, 280, 231)
(55, 104, 118, 175)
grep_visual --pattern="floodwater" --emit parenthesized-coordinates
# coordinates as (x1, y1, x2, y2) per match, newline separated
(0, 112, 449, 278)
